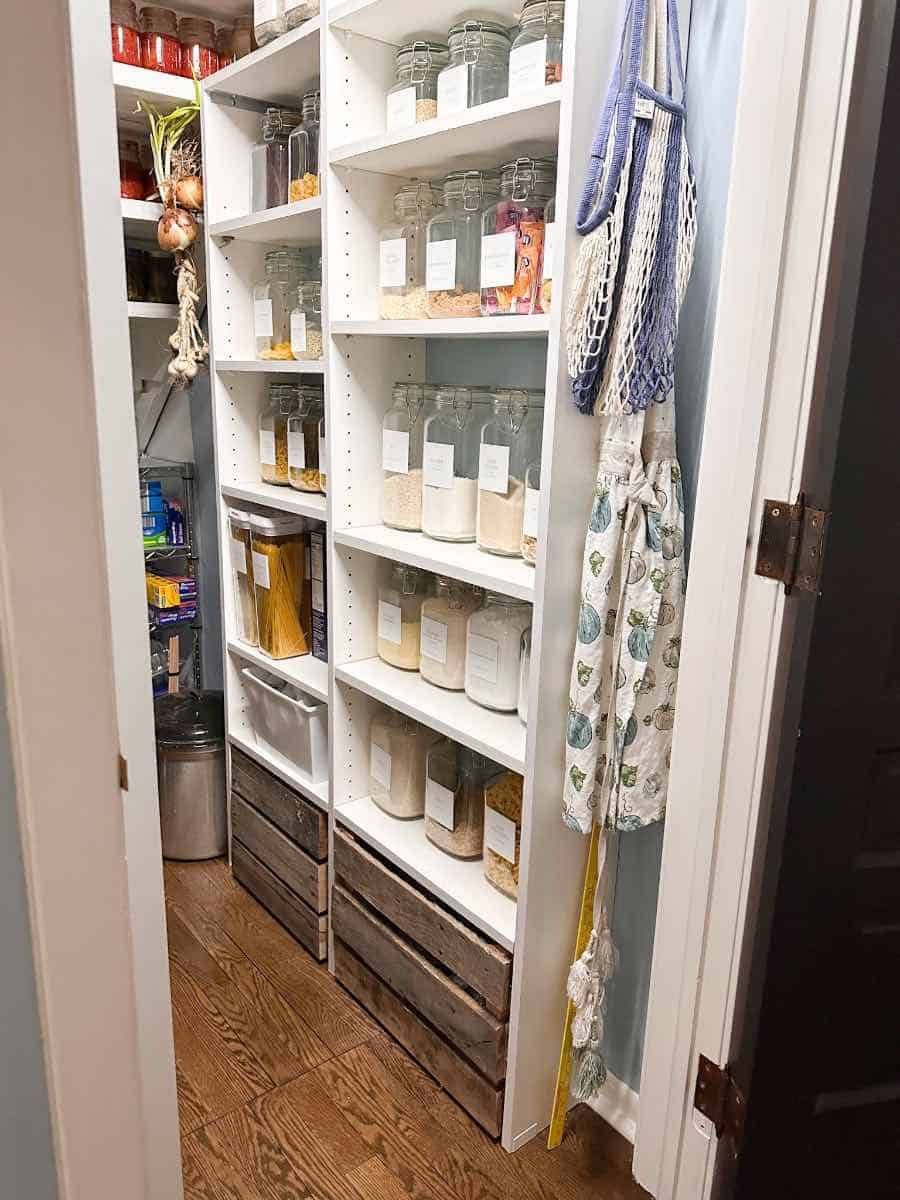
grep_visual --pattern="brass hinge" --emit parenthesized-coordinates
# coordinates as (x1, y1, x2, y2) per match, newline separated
(694, 1054, 746, 1156)
(118, 754, 129, 791)
(755, 493, 829, 595)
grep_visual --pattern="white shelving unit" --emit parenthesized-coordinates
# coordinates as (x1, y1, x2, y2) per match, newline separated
(127, 302, 180, 319)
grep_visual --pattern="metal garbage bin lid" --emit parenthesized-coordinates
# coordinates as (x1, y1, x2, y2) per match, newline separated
(154, 690, 225, 747)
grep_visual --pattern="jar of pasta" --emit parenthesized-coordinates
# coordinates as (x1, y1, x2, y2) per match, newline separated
(382, 382, 432, 531)
(437, 20, 510, 116)
(228, 508, 258, 646)
(425, 741, 498, 859)
(249, 512, 310, 659)
(509, 0, 565, 92)
(465, 592, 532, 711)
(251, 106, 303, 212)
(377, 563, 431, 671)
(480, 157, 556, 316)
(259, 381, 297, 485)
(379, 181, 442, 320)
(252, 247, 306, 359)
(289, 281, 323, 360)
(369, 709, 441, 818)
(484, 771, 524, 898)
(477, 390, 544, 556)
(422, 386, 490, 541)
(420, 577, 482, 690)
(287, 388, 324, 493)
(386, 41, 449, 131)
(289, 90, 320, 201)
(426, 170, 499, 319)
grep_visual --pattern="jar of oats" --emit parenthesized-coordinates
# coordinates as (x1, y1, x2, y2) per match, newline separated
(426, 169, 499, 319)
(483, 770, 524, 898)
(377, 563, 431, 671)
(386, 41, 448, 132)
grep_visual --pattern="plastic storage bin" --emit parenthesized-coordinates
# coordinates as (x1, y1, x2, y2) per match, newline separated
(241, 667, 328, 783)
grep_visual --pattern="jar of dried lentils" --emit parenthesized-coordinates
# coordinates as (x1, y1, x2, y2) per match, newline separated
(139, 6, 181, 74)
(287, 387, 324, 493)
(386, 41, 448, 131)
(426, 169, 499, 319)
(179, 16, 218, 78)
(379, 181, 442, 320)
(259, 381, 297, 486)
(111, 0, 140, 65)
(480, 157, 556, 316)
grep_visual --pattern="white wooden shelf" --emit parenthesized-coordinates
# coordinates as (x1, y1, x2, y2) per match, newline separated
(334, 526, 536, 602)
(221, 482, 327, 521)
(331, 317, 549, 339)
(227, 640, 329, 704)
(209, 198, 322, 245)
(335, 657, 526, 772)
(122, 198, 204, 240)
(335, 796, 517, 951)
(128, 302, 179, 319)
(216, 359, 326, 374)
(329, 86, 562, 176)
(228, 730, 329, 811)
(204, 18, 321, 106)
(113, 62, 196, 124)
(329, 0, 521, 43)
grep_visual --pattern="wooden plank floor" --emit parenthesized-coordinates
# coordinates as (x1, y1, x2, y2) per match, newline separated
(165, 857, 649, 1200)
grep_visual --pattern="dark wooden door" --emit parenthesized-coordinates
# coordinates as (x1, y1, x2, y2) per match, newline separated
(730, 11, 900, 1198)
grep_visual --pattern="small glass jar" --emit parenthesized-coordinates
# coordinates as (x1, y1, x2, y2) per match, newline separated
(477, 390, 544, 556)
(233, 15, 254, 58)
(382, 382, 432, 531)
(377, 564, 431, 671)
(465, 592, 533, 711)
(289, 281, 323, 361)
(540, 196, 556, 312)
(228, 508, 258, 646)
(369, 710, 441, 819)
(517, 627, 531, 723)
(126, 248, 148, 301)
(318, 410, 327, 494)
(426, 742, 498, 859)
(386, 41, 449, 130)
(215, 25, 235, 67)
(146, 250, 177, 303)
(287, 387, 324, 492)
(420, 577, 482, 690)
(179, 16, 218, 78)
(288, 90, 321, 201)
(139, 6, 181, 74)
(254, 0, 285, 47)
(250, 511, 310, 659)
(259, 381, 298, 485)
(522, 458, 541, 564)
(251, 106, 303, 212)
(119, 138, 146, 200)
(510, 0, 565, 90)
(438, 20, 510, 116)
(422, 387, 490, 542)
(285, 0, 320, 33)
(253, 247, 306, 359)
(379, 181, 442, 321)
(426, 170, 499, 319)
(111, 0, 140, 66)
(480, 157, 556, 316)
(484, 771, 524, 898)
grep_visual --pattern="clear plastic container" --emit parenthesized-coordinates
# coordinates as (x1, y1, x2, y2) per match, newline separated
(289, 280, 323, 361)
(369, 710, 441, 819)
(285, 0, 320, 30)
(420, 577, 482, 690)
(477, 390, 544, 556)
(377, 563, 431, 671)
(517, 626, 531, 724)
(509, 0, 565, 91)
(426, 170, 499, 319)
(386, 41, 449, 130)
(465, 592, 533, 711)
(480, 157, 556, 316)
(522, 458, 541, 564)
(228, 508, 258, 646)
(111, 0, 140, 66)
(249, 512, 310, 659)
(139, 6, 181, 73)
(251, 106, 303, 212)
(178, 16, 217, 78)
(437, 19, 510, 116)
(289, 91, 320, 201)
(259, 381, 298, 485)
(425, 742, 499, 859)
(540, 196, 556, 312)
(253, 247, 306, 359)
(483, 771, 524, 898)
(379, 181, 442, 320)
(254, 0, 285, 46)
(382, 382, 432, 531)
(422, 387, 490, 541)
(288, 387, 324, 492)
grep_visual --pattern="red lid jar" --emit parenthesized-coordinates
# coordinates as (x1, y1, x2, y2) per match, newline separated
(111, 0, 140, 66)
(140, 6, 181, 74)
(179, 16, 219, 79)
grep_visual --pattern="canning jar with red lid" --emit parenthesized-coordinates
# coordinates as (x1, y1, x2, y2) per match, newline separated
(111, 0, 140, 65)
(179, 16, 218, 79)
(140, 6, 181, 74)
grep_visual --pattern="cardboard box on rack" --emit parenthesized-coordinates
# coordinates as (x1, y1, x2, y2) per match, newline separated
(146, 573, 198, 609)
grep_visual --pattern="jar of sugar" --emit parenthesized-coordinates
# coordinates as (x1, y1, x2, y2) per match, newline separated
(476, 389, 544, 557)
(465, 591, 533, 711)
(422, 386, 491, 542)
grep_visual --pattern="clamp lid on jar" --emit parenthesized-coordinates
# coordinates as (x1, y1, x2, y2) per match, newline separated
(296, 280, 322, 312)
(302, 89, 321, 120)
(268, 380, 299, 413)
(447, 18, 511, 59)
(389, 562, 428, 594)
(260, 106, 303, 141)
(434, 575, 482, 608)
(490, 387, 543, 434)
(391, 381, 432, 425)
(393, 179, 443, 219)
(394, 39, 450, 82)
(442, 169, 500, 211)
(433, 384, 491, 423)
(518, 0, 566, 24)
(499, 156, 557, 202)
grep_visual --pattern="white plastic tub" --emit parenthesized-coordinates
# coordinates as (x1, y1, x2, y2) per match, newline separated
(241, 667, 328, 783)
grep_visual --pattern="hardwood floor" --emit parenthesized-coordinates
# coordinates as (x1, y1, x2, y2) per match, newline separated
(165, 857, 649, 1200)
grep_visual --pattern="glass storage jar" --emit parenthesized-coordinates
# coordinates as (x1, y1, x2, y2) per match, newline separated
(425, 742, 498, 859)
(111, 0, 140, 65)
(517, 626, 531, 723)
(437, 19, 510, 116)
(287, 387, 324, 492)
(126, 248, 148, 301)
(215, 24, 235, 66)
(509, 0, 565, 93)
(119, 138, 146, 199)
(250, 512, 310, 658)
(369, 710, 441, 818)
(251, 106, 303, 212)
(382, 382, 432, 530)
(377, 563, 431, 670)
(521, 458, 541, 563)
(379, 180, 442, 321)
(318, 410, 327, 493)
(426, 169, 499, 319)
(420, 577, 482, 690)
(386, 41, 449, 131)
(465, 592, 533, 711)
(179, 16, 217, 78)
(146, 250, 177, 302)
(484, 770, 524, 898)
(140, 6, 181, 74)
(540, 196, 556, 311)
(480, 157, 556, 315)
(228, 508, 258, 646)
(233, 15, 254, 57)
(477, 390, 544, 556)
(254, 0, 285, 46)
(285, 0, 320, 31)
(252, 247, 306, 359)
(422, 386, 490, 541)
(288, 90, 320, 201)
(289, 281, 323, 360)
(259, 381, 297, 485)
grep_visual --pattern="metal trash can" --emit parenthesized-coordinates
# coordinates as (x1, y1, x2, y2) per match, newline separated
(155, 690, 227, 861)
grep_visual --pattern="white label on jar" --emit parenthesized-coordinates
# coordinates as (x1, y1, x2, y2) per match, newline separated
(251, 550, 270, 589)
(468, 632, 499, 684)
(508, 37, 548, 97)
(254, 298, 274, 338)
(543, 221, 556, 281)
(386, 86, 417, 131)
(524, 485, 540, 538)
(478, 443, 510, 494)
(290, 311, 307, 354)
(420, 616, 449, 665)
(287, 428, 306, 470)
(378, 600, 402, 645)
(480, 231, 517, 288)
(426, 239, 457, 292)
(254, 0, 278, 23)
(259, 428, 276, 466)
(485, 805, 517, 864)
(230, 536, 247, 574)
(423, 440, 454, 489)
(370, 743, 392, 790)
(312, 578, 325, 611)
(379, 238, 407, 289)
(426, 778, 456, 830)
(437, 63, 468, 117)
(310, 539, 324, 581)
(382, 428, 410, 475)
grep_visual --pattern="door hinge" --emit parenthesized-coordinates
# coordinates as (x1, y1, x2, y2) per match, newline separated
(694, 1054, 746, 1156)
(754, 493, 829, 595)
(118, 754, 129, 791)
